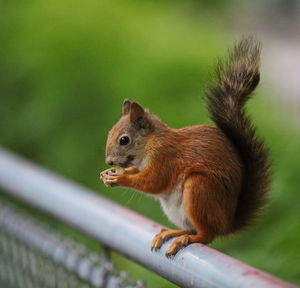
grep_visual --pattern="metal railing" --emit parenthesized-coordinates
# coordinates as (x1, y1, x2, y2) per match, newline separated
(0, 147, 297, 288)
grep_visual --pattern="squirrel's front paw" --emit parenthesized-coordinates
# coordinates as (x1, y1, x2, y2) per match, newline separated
(100, 167, 125, 178)
(103, 175, 118, 187)
(100, 170, 126, 187)
(99, 168, 114, 187)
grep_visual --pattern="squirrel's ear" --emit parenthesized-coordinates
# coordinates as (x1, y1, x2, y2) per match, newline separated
(122, 99, 131, 115)
(130, 102, 153, 131)
(130, 102, 144, 123)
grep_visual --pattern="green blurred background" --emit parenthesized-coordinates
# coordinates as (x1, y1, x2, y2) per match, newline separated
(1, 0, 300, 287)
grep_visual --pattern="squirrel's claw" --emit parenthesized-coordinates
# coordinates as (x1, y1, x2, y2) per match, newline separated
(151, 229, 193, 253)
(151, 230, 210, 257)
(151, 228, 168, 251)
(165, 234, 212, 257)
(165, 235, 190, 257)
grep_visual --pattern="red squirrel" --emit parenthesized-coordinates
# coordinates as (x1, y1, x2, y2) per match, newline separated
(100, 37, 271, 257)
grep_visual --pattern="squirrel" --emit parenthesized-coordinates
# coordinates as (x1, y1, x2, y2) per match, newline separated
(100, 37, 271, 257)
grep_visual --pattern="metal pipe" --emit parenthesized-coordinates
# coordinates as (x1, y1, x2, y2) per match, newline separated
(0, 147, 297, 288)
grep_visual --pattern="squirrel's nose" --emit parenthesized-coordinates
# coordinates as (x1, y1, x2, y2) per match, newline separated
(105, 157, 114, 166)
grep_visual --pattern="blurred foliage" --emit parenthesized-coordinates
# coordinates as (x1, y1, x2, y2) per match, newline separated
(0, 0, 300, 287)
(0, 0, 230, 209)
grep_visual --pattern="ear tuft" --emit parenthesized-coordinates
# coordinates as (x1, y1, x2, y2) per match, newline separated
(122, 99, 131, 115)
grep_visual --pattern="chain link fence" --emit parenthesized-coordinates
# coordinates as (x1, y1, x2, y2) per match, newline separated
(0, 200, 146, 288)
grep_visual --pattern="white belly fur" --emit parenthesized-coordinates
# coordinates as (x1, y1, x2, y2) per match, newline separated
(155, 181, 194, 230)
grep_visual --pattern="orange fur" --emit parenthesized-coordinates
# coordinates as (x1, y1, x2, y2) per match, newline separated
(100, 37, 271, 256)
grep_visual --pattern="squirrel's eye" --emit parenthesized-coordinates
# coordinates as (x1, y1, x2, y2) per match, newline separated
(119, 136, 130, 146)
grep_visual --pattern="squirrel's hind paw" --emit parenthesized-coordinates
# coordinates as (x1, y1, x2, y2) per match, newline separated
(165, 234, 213, 257)
(151, 229, 195, 252)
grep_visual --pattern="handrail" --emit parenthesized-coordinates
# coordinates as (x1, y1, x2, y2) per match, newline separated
(0, 147, 297, 288)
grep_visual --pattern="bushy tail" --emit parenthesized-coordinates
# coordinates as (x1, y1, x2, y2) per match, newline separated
(206, 37, 271, 230)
